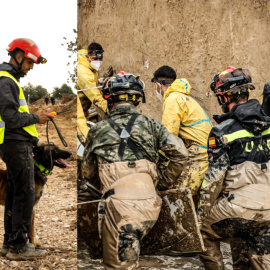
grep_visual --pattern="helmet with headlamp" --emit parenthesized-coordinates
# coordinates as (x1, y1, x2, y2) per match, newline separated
(210, 67, 255, 113)
(102, 72, 146, 110)
(7, 38, 47, 66)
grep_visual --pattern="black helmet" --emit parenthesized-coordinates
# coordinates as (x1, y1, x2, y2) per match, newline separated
(102, 72, 146, 107)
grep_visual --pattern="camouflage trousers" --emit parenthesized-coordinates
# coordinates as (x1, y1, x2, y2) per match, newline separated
(200, 196, 270, 270)
(102, 196, 161, 269)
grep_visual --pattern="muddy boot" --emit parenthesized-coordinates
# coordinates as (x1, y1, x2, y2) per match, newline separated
(199, 235, 225, 270)
(0, 244, 9, 257)
(1, 236, 10, 256)
(6, 243, 46, 261)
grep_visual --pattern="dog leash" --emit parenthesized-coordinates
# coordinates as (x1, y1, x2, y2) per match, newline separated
(46, 110, 69, 171)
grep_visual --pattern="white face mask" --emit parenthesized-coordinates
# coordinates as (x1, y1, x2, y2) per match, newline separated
(156, 84, 164, 102)
(90, 60, 103, 71)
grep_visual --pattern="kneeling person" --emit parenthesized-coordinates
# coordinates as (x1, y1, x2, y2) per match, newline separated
(198, 67, 270, 269)
(152, 65, 212, 205)
(82, 72, 188, 269)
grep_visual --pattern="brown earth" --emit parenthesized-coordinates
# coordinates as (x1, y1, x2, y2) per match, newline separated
(78, 0, 270, 122)
(77, 0, 270, 268)
(78, 241, 233, 269)
(0, 95, 77, 270)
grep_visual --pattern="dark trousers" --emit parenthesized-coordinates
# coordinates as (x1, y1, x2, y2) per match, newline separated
(0, 141, 35, 250)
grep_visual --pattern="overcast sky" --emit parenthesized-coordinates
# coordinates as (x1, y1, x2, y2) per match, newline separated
(0, 0, 77, 93)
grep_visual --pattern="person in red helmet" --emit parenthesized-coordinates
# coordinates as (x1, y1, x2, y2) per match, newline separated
(0, 38, 53, 260)
(198, 67, 270, 269)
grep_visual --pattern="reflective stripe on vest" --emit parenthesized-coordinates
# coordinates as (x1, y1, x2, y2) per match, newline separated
(223, 127, 270, 143)
(0, 71, 39, 144)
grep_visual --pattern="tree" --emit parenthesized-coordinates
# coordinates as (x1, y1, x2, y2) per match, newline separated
(62, 29, 77, 88)
(23, 83, 48, 103)
(52, 83, 75, 99)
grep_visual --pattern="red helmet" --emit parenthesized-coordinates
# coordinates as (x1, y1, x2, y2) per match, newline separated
(210, 66, 255, 95)
(7, 38, 47, 64)
(215, 66, 236, 89)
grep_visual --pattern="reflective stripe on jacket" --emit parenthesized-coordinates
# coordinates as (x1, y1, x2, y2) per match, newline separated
(0, 71, 38, 144)
(162, 78, 212, 147)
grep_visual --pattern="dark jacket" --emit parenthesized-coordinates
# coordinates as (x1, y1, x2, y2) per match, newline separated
(0, 63, 39, 142)
(198, 99, 270, 222)
(262, 81, 270, 117)
(212, 99, 270, 165)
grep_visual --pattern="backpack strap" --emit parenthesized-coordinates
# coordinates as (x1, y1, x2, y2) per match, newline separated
(248, 133, 270, 162)
(107, 113, 144, 160)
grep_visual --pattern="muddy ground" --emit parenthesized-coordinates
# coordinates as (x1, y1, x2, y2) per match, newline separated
(77, 242, 233, 269)
(0, 96, 77, 270)
(75, 1, 270, 268)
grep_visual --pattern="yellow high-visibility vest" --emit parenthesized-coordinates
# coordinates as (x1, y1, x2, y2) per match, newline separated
(0, 71, 39, 144)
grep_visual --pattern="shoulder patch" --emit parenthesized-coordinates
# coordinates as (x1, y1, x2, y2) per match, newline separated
(209, 137, 216, 147)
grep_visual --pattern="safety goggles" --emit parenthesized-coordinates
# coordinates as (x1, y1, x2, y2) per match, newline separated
(151, 78, 174, 85)
(218, 76, 250, 91)
(88, 50, 103, 59)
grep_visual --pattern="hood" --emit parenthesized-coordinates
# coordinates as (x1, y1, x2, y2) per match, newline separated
(77, 49, 95, 71)
(214, 99, 270, 134)
(0, 62, 22, 80)
(164, 78, 191, 100)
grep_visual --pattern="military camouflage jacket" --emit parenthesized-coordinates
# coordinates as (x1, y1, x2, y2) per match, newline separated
(82, 103, 188, 190)
(198, 99, 270, 223)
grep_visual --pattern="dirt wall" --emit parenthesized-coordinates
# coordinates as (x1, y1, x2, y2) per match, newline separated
(77, 0, 270, 122)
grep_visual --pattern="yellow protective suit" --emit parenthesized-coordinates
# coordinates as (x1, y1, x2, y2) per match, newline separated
(77, 95, 89, 140)
(162, 78, 212, 198)
(77, 49, 107, 140)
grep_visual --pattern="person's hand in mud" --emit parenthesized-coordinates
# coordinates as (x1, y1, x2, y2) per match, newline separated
(37, 108, 55, 124)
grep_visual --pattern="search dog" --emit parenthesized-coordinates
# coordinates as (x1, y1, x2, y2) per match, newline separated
(0, 141, 72, 246)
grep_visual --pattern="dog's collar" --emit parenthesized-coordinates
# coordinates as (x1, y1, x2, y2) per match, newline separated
(33, 158, 53, 175)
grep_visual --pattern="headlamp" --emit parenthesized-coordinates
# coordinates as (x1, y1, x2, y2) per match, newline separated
(39, 56, 47, 64)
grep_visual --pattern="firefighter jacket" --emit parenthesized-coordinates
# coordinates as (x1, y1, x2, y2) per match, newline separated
(198, 99, 270, 223)
(82, 103, 189, 192)
(0, 63, 39, 144)
(162, 78, 212, 148)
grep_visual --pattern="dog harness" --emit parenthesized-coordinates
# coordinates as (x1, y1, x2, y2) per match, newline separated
(33, 158, 52, 175)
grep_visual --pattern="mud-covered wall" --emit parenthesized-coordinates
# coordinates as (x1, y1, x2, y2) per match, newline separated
(77, 0, 270, 121)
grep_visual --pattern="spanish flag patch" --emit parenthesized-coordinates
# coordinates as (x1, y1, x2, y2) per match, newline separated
(209, 137, 216, 147)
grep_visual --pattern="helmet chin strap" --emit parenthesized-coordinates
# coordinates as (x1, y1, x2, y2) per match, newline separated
(9, 51, 26, 74)
(219, 94, 239, 113)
